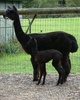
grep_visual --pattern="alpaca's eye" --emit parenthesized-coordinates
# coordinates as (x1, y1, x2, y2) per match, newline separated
(7, 10, 10, 13)
(7, 10, 14, 14)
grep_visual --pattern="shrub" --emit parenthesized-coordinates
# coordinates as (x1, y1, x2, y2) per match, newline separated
(1, 41, 22, 54)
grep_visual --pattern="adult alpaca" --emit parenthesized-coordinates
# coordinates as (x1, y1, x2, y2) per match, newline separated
(28, 37, 64, 85)
(3, 6, 78, 83)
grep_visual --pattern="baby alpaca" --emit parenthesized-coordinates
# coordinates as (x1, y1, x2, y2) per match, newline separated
(29, 37, 65, 85)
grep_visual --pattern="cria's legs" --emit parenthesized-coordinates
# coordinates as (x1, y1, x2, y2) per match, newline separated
(42, 66, 47, 85)
(37, 64, 46, 85)
(37, 73, 42, 85)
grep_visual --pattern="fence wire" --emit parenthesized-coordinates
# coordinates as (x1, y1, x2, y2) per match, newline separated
(0, 14, 80, 74)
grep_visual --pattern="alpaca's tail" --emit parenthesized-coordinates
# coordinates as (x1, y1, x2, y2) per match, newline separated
(70, 35, 78, 53)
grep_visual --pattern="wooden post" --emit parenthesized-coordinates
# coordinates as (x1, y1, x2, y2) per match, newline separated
(25, 14, 37, 34)
(1, 7, 80, 15)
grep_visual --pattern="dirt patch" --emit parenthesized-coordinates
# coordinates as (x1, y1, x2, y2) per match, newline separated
(0, 73, 80, 100)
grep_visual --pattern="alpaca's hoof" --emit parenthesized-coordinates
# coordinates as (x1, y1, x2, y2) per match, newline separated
(36, 82, 40, 85)
(63, 78, 67, 83)
(33, 78, 38, 81)
(41, 83, 45, 85)
(56, 79, 60, 86)
(41, 81, 45, 85)
(60, 81, 64, 85)
(56, 82, 59, 86)
(61, 79, 64, 84)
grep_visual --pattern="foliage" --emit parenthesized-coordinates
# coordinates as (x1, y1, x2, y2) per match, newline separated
(1, 41, 22, 54)
(22, 0, 80, 8)
(0, 52, 80, 73)
(22, 0, 59, 8)
(0, 17, 80, 73)
(67, 0, 80, 7)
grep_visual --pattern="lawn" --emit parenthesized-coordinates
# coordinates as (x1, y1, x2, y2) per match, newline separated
(0, 17, 80, 74)
(0, 53, 31, 73)
(22, 17, 80, 35)
(0, 52, 80, 74)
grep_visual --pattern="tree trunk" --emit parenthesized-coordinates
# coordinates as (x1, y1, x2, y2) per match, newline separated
(58, 0, 66, 7)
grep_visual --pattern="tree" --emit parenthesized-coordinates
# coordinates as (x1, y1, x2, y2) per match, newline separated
(22, 0, 58, 8)
(22, 0, 33, 8)
(72, 0, 80, 7)
(58, 0, 66, 6)
(22, 0, 80, 8)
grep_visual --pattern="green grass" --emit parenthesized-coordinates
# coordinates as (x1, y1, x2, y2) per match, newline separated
(22, 17, 80, 34)
(0, 52, 80, 74)
(0, 17, 80, 74)
(0, 53, 32, 73)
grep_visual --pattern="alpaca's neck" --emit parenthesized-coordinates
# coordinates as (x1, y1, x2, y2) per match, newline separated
(13, 15, 29, 44)
(13, 16, 23, 33)
(31, 46, 38, 58)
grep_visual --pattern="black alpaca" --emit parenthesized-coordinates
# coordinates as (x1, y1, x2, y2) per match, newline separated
(3, 6, 78, 83)
(28, 37, 65, 85)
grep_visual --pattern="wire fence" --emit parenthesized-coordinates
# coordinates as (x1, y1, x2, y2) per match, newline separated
(0, 12, 80, 74)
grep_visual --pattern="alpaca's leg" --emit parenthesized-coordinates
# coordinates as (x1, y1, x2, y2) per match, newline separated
(56, 69, 65, 85)
(62, 56, 71, 82)
(52, 60, 65, 85)
(56, 73, 62, 85)
(31, 57, 39, 81)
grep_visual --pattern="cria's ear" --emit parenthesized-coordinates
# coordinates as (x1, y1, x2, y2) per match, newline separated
(32, 38, 37, 43)
(32, 38, 35, 41)
(29, 36, 32, 40)
(13, 5, 18, 12)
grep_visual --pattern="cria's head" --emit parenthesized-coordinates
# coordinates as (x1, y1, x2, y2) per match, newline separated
(29, 37, 37, 48)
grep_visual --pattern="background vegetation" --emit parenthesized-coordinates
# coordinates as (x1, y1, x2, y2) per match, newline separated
(22, 0, 80, 8)
(0, 0, 80, 74)
(0, 17, 80, 74)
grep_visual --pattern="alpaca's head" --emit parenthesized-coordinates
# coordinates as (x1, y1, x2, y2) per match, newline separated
(3, 6, 18, 21)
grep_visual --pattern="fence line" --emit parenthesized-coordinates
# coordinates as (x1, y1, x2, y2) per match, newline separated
(0, 7, 80, 73)
(1, 7, 80, 15)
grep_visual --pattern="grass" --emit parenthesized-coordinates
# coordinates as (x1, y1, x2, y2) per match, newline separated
(0, 17, 80, 74)
(0, 52, 80, 74)
(22, 17, 80, 34)
(0, 53, 32, 73)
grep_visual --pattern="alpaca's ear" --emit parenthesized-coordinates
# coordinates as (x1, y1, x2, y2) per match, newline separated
(13, 5, 18, 12)
(7, 6, 11, 9)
